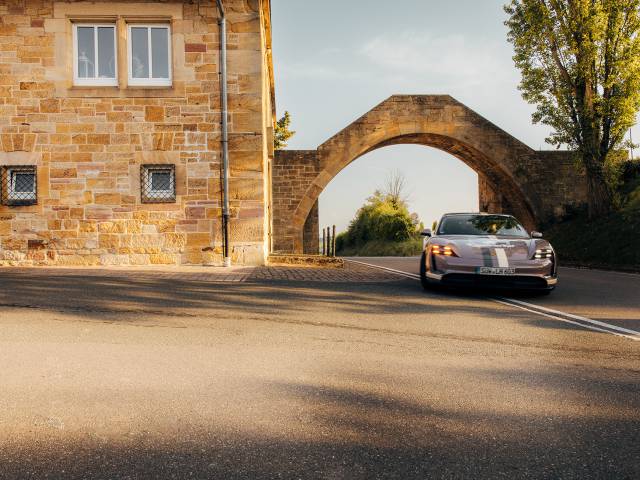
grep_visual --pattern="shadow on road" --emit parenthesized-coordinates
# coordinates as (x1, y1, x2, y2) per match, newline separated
(1, 368, 638, 479)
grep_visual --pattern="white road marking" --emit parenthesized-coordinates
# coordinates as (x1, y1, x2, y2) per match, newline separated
(492, 299, 640, 342)
(495, 248, 509, 267)
(346, 259, 421, 280)
(498, 296, 640, 338)
(344, 259, 640, 342)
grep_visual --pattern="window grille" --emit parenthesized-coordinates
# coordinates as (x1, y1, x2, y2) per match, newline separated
(1, 166, 37, 206)
(141, 164, 176, 203)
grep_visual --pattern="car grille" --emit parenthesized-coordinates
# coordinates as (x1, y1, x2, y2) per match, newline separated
(441, 274, 549, 290)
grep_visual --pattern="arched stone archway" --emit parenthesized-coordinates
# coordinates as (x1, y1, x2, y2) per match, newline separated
(272, 95, 587, 254)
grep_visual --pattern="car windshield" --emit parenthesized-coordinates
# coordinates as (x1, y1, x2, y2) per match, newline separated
(437, 215, 530, 238)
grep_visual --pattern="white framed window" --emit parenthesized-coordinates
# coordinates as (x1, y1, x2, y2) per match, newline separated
(141, 165, 176, 203)
(72, 24, 118, 86)
(2, 166, 37, 206)
(128, 24, 172, 87)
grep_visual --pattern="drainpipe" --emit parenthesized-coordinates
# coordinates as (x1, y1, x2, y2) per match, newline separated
(215, 0, 231, 267)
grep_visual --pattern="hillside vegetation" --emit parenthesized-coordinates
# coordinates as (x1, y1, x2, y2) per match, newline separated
(545, 161, 640, 271)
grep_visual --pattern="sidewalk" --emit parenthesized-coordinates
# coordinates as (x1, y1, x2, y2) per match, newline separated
(0, 261, 404, 284)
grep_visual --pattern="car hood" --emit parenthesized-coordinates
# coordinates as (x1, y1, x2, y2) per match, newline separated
(432, 235, 552, 262)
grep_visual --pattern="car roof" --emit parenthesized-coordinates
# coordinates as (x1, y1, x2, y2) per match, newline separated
(441, 212, 512, 217)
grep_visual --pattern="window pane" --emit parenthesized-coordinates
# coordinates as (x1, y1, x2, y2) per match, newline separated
(151, 171, 171, 191)
(77, 27, 95, 78)
(151, 28, 169, 79)
(13, 173, 35, 193)
(97, 27, 116, 79)
(131, 27, 149, 78)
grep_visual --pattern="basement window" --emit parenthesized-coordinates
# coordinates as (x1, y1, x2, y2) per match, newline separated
(141, 165, 175, 203)
(73, 24, 118, 86)
(1, 166, 37, 206)
(128, 24, 172, 87)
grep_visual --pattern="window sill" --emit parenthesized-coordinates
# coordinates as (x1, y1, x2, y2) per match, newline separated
(66, 82, 182, 98)
(4, 200, 38, 207)
(66, 83, 181, 97)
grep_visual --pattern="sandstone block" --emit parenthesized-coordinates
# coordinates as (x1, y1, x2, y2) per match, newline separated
(145, 106, 165, 122)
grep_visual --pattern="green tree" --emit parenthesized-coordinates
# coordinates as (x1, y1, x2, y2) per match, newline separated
(504, 0, 640, 217)
(274, 111, 296, 150)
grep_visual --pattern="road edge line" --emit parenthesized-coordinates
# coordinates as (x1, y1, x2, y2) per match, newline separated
(344, 259, 421, 280)
(492, 299, 640, 341)
(499, 296, 640, 337)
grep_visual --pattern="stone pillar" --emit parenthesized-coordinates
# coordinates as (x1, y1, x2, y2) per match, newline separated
(271, 150, 321, 253)
(302, 200, 319, 254)
(478, 175, 503, 213)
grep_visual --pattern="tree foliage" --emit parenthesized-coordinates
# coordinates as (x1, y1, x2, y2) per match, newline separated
(274, 111, 296, 150)
(504, 0, 640, 217)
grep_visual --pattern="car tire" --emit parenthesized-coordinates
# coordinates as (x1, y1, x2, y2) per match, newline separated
(420, 251, 431, 291)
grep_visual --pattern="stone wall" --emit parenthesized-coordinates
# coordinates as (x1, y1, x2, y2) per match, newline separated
(271, 149, 319, 253)
(0, 0, 273, 266)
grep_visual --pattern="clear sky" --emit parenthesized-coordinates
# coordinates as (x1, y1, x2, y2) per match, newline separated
(271, 0, 639, 232)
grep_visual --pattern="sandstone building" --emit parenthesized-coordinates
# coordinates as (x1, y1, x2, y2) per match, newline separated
(0, 0, 274, 266)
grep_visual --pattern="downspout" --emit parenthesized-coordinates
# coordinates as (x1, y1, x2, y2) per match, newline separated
(216, 0, 231, 267)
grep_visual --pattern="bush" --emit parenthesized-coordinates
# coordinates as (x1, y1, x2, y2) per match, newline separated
(336, 190, 422, 257)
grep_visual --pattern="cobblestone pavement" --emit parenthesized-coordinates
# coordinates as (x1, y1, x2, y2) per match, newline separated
(249, 261, 403, 283)
(0, 261, 403, 284)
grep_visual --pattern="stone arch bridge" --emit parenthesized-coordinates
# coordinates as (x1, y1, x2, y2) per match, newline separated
(272, 95, 586, 254)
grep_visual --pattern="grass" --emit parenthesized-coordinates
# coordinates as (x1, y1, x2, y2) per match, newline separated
(337, 238, 423, 257)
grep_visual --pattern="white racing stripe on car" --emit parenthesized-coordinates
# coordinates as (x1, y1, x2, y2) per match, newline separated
(495, 248, 509, 267)
(343, 259, 640, 342)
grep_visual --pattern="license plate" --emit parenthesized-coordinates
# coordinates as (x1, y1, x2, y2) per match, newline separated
(477, 267, 516, 275)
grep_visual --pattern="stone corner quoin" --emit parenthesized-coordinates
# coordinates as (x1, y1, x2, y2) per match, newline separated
(0, 0, 274, 267)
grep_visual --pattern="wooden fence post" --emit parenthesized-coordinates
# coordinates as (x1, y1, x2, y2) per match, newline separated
(332, 225, 336, 257)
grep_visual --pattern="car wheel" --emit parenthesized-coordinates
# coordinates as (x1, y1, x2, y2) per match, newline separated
(420, 252, 431, 291)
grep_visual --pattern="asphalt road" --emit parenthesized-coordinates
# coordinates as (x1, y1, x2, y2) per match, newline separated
(0, 265, 638, 479)
(348, 256, 640, 333)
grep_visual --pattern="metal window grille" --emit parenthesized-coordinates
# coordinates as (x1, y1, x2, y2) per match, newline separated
(141, 164, 176, 203)
(1, 166, 37, 206)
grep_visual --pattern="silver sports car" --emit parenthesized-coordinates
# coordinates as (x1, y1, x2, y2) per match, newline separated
(420, 213, 557, 293)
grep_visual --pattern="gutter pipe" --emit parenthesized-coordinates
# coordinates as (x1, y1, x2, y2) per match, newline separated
(215, 0, 231, 267)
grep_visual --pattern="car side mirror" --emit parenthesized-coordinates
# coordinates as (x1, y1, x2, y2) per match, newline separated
(531, 231, 543, 239)
(420, 228, 432, 237)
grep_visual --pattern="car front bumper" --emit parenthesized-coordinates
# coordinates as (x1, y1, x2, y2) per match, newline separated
(424, 255, 557, 291)
(425, 271, 557, 290)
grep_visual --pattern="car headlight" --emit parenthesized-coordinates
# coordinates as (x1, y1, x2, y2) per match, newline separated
(431, 245, 459, 257)
(533, 247, 554, 259)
